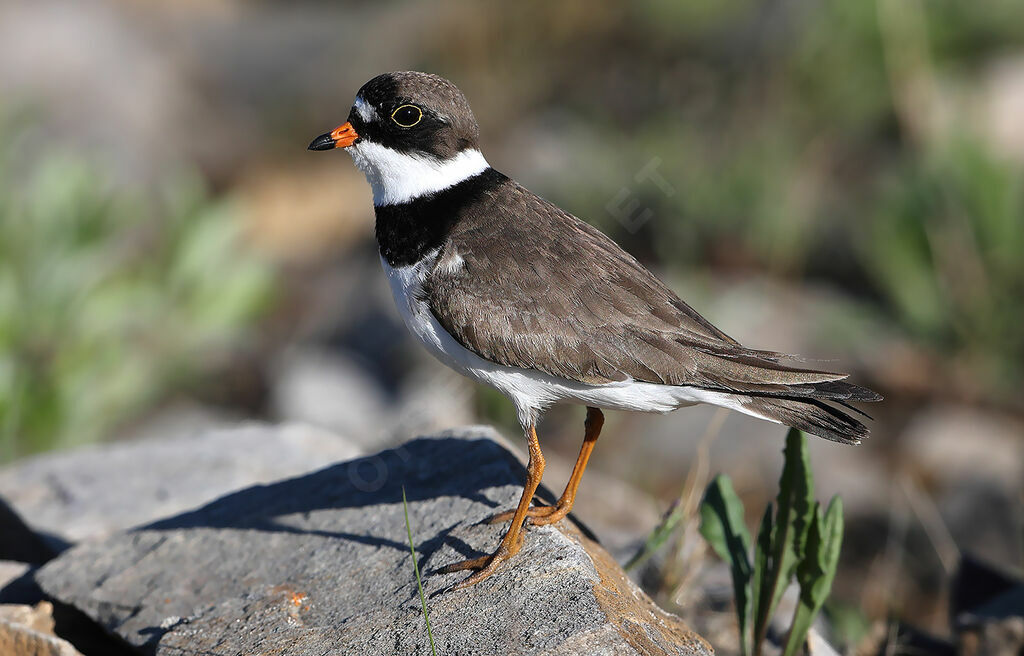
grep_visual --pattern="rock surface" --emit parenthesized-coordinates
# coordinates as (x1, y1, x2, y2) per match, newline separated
(0, 423, 361, 549)
(270, 347, 391, 446)
(0, 560, 38, 605)
(36, 433, 712, 655)
(0, 601, 83, 656)
(270, 347, 477, 453)
(0, 561, 31, 591)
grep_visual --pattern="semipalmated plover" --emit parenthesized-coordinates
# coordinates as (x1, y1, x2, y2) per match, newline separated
(310, 72, 881, 588)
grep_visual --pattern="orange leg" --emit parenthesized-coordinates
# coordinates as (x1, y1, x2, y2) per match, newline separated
(487, 407, 604, 527)
(439, 422, 546, 589)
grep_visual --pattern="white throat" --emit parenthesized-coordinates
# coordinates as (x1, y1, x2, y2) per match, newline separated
(347, 143, 489, 206)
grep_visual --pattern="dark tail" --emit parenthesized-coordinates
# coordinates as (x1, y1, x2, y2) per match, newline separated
(737, 379, 882, 444)
(693, 346, 883, 444)
(743, 397, 866, 444)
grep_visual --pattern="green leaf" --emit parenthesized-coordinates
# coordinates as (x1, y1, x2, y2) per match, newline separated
(700, 474, 753, 656)
(752, 504, 774, 655)
(782, 497, 844, 656)
(754, 429, 815, 655)
(780, 429, 816, 565)
(806, 496, 844, 609)
(777, 429, 816, 594)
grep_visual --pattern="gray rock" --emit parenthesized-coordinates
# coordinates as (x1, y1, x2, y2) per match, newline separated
(901, 405, 1024, 568)
(0, 562, 31, 593)
(900, 405, 1024, 489)
(270, 347, 391, 447)
(271, 345, 477, 454)
(0, 422, 361, 549)
(390, 366, 478, 440)
(36, 433, 711, 655)
(108, 402, 237, 445)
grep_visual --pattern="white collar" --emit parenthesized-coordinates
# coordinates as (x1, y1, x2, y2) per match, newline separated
(347, 143, 490, 206)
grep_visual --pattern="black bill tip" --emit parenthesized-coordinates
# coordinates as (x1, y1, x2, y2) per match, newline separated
(308, 133, 336, 151)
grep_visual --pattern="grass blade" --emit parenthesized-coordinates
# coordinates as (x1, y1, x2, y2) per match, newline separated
(402, 486, 437, 656)
(624, 498, 686, 571)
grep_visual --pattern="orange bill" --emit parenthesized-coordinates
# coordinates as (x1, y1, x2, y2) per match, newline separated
(308, 122, 360, 150)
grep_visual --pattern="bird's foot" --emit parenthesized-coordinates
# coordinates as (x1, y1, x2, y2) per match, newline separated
(486, 502, 569, 526)
(437, 533, 524, 589)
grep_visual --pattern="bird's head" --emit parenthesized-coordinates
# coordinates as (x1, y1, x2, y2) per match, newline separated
(309, 71, 489, 206)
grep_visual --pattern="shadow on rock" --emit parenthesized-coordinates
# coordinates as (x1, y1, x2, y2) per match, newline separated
(143, 436, 540, 561)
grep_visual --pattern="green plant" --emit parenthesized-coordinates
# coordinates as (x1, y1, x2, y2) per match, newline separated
(402, 486, 437, 656)
(862, 136, 1024, 392)
(699, 429, 844, 656)
(0, 140, 274, 460)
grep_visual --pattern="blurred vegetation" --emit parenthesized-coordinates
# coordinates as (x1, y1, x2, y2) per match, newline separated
(0, 128, 274, 461)
(866, 137, 1024, 390)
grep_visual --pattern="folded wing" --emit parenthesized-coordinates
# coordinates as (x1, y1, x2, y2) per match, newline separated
(425, 179, 880, 443)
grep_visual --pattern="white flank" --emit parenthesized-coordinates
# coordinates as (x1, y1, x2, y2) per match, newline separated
(353, 96, 377, 123)
(347, 143, 489, 206)
(382, 253, 771, 428)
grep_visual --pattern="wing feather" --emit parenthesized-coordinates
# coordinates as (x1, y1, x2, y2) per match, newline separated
(424, 180, 868, 396)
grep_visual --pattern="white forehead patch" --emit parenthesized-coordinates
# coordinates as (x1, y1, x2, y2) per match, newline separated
(346, 143, 490, 206)
(353, 96, 377, 123)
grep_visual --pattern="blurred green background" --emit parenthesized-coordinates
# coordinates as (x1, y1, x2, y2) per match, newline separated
(1, 0, 1022, 649)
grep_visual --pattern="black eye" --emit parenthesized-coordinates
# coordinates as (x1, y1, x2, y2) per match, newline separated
(391, 104, 423, 128)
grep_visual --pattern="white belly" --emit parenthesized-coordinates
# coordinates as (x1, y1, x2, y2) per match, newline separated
(381, 254, 749, 427)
